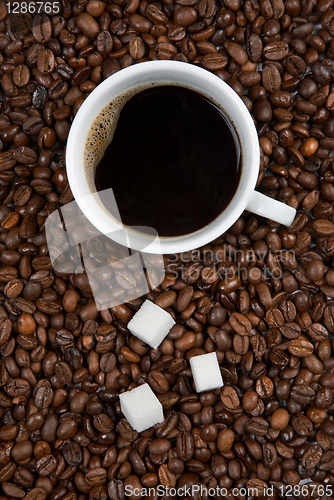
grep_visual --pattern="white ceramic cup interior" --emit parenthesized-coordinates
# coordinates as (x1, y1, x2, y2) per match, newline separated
(66, 60, 296, 254)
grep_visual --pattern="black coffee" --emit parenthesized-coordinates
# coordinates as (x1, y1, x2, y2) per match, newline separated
(94, 86, 241, 237)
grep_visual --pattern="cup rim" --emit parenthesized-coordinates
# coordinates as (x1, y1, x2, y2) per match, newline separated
(66, 60, 260, 254)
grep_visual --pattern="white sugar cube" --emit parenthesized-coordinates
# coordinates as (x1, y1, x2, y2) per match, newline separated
(119, 383, 164, 433)
(190, 352, 223, 393)
(127, 299, 175, 348)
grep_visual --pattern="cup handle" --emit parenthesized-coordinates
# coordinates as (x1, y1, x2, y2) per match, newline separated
(246, 190, 296, 227)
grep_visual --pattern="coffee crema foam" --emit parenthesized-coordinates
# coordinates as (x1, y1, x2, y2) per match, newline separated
(84, 84, 157, 193)
(83, 82, 243, 197)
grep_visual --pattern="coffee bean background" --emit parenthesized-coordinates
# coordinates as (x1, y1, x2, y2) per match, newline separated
(1, 0, 334, 499)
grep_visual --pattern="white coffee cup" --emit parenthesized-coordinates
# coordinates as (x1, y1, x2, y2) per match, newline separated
(66, 60, 296, 255)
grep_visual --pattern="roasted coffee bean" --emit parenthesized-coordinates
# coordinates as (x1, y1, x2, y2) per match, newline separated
(308, 323, 328, 341)
(224, 40, 248, 65)
(35, 385, 53, 408)
(229, 312, 252, 335)
(291, 414, 313, 436)
(256, 376, 274, 398)
(5, 378, 30, 397)
(76, 13, 100, 38)
(13, 147, 37, 166)
(11, 441, 33, 462)
(32, 14, 52, 42)
(291, 385, 315, 404)
(23, 117, 44, 135)
(48, 79, 68, 100)
(97, 30, 113, 54)
(313, 219, 334, 235)
(176, 432, 194, 461)
(159, 463, 176, 488)
(217, 428, 235, 452)
(288, 338, 314, 356)
(263, 41, 289, 60)
(12, 65, 30, 88)
(262, 64, 281, 92)
(246, 417, 269, 436)
(37, 49, 55, 74)
(62, 441, 83, 465)
(253, 98, 272, 122)
(221, 386, 240, 411)
(271, 408, 290, 431)
(174, 7, 198, 26)
(0, 318, 12, 345)
(36, 454, 57, 475)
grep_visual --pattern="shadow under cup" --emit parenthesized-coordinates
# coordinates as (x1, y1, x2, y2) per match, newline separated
(84, 82, 243, 242)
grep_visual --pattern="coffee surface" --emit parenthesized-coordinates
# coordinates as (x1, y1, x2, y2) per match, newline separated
(94, 86, 241, 236)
